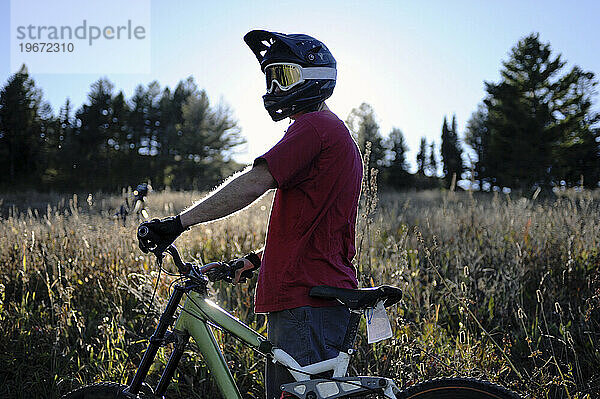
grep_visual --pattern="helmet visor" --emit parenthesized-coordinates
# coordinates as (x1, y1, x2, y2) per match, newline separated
(265, 63, 304, 93)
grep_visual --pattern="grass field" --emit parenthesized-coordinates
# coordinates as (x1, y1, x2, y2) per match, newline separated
(1, 186, 599, 398)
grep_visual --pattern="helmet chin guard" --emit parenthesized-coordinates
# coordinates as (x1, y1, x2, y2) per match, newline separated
(263, 80, 335, 121)
(244, 30, 337, 121)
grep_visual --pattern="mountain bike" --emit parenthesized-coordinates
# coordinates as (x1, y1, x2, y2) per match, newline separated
(63, 232, 523, 398)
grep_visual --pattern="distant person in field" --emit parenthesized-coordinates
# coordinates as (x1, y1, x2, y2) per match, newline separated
(131, 183, 150, 220)
(115, 183, 150, 225)
(137, 30, 362, 399)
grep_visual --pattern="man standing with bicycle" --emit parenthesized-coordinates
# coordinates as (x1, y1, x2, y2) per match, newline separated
(138, 30, 362, 399)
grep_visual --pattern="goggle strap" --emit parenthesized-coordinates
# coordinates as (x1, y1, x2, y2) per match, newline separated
(301, 67, 337, 80)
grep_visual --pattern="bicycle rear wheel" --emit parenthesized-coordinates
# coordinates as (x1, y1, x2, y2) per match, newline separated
(398, 378, 522, 399)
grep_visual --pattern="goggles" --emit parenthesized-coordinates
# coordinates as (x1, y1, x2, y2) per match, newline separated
(264, 63, 336, 93)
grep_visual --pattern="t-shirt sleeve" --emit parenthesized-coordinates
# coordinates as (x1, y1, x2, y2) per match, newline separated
(254, 119, 321, 189)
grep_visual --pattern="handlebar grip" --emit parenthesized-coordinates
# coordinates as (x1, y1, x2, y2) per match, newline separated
(240, 265, 258, 279)
(233, 259, 259, 282)
(138, 225, 149, 238)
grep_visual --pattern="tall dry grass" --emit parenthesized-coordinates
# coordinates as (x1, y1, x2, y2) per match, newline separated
(0, 184, 599, 398)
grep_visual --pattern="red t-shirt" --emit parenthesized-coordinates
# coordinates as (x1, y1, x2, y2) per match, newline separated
(254, 110, 362, 313)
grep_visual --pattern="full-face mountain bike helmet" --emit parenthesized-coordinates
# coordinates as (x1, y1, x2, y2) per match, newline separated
(244, 30, 337, 121)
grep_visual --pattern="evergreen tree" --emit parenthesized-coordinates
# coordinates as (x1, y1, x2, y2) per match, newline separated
(128, 81, 162, 156)
(158, 78, 197, 188)
(110, 91, 130, 153)
(59, 98, 74, 144)
(416, 137, 427, 175)
(552, 67, 600, 188)
(346, 103, 386, 171)
(441, 115, 464, 185)
(383, 127, 412, 188)
(73, 78, 116, 188)
(171, 85, 243, 190)
(465, 104, 489, 185)
(0, 65, 50, 188)
(467, 33, 599, 190)
(440, 117, 450, 176)
(51, 98, 77, 188)
(427, 141, 438, 177)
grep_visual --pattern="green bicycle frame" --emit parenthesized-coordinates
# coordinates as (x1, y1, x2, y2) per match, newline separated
(169, 291, 359, 398)
(125, 282, 265, 399)
(122, 246, 402, 398)
(174, 291, 264, 398)
(125, 282, 358, 398)
(171, 292, 398, 399)
(124, 278, 396, 399)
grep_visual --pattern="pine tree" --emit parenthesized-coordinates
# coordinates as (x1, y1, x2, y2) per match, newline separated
(0, 65, 50, 188)
(110, 91, 130, 153)
(73, 78, 116, 188)
(482, 34, 562, 189)
(128, 81, 162, 157)
(383, 127, 412, 188)
(440, 117, 450, 177)
(51, 98, 77, 188)
(426, 141, 438, 177)
(468, 33, 599, 190)
(346, 103, 386, 172)
(416, 137, 427, 175)
(171, 84, 243, 190)
(158, 78, 197, 188)
(465, 104, 489, 185)
(552, 67, 600, 188)
(441, 115, 464, 185)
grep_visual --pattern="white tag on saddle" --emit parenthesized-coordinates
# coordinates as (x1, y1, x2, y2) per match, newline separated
(366, 300, 393, 344)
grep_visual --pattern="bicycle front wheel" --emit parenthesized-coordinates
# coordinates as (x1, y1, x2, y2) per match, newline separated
(399, 378, 522, 399)
(62, 382, 153, 399)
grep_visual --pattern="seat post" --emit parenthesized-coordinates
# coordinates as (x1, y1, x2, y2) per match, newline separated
(341, 310, 361, 352)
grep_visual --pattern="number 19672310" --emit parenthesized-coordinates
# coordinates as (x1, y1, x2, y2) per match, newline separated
(19, 42, 74, 52)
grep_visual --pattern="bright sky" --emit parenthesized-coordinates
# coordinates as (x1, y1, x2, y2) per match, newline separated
(2, 0, 599, 171)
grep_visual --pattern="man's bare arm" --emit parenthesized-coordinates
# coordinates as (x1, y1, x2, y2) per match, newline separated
(179, 162, 276, 228)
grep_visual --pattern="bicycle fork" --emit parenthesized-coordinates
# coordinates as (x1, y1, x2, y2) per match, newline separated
(127, 284, 188, 398)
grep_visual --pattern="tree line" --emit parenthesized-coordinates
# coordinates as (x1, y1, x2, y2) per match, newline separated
(0, 66, 244, 192)
(1, 33, 598, 193)
(346, 33, 599, 192)
(347, 101, 464, 191)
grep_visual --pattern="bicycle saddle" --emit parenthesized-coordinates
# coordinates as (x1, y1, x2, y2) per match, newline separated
(309, 285, 402, 310)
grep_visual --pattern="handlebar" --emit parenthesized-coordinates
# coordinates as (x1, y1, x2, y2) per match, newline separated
(138, 225, 246, 283)
(161, 244, 239, 283)
(165, 245, 188, 273)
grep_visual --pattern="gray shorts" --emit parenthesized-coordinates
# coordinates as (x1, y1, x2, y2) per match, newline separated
(265, 305, 350, 399)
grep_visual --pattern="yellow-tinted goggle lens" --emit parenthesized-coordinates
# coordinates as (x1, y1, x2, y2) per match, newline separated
(265, 64, 302, 91)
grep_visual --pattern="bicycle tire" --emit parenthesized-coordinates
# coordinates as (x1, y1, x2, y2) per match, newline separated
(397, 377, 522, 399)
(61, 382, 153, 399)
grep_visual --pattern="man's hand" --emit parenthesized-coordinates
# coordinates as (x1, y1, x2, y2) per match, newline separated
(230, 252, 261, 284)
(137, 215, 186, 255)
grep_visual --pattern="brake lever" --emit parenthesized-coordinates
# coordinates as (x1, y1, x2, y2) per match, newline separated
(229, 260, 244, 281)
(228, 259, 258, 283)
(205, 260, 250, 283)
(165, 245, 191, 274)
(202, 262, 234, 282)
